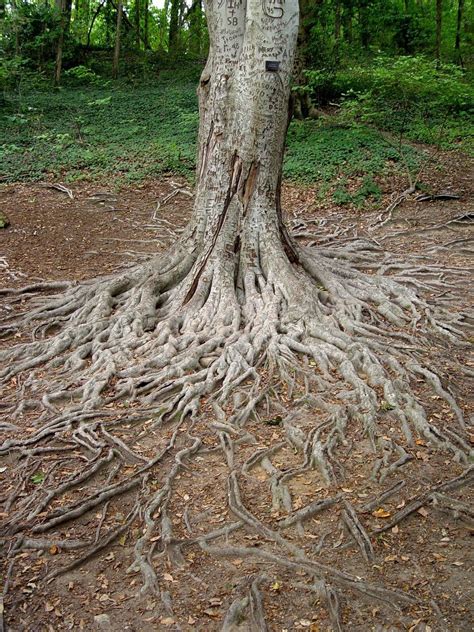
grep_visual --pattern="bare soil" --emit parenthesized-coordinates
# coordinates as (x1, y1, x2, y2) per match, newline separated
(1, 154, 473, 632)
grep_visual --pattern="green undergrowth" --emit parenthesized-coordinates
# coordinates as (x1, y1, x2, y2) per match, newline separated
(1, 71, 424, 199)
(305, 56, 474, 155)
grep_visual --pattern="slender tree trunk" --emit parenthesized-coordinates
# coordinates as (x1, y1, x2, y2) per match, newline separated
(435, 0, 442, 66)
(54, 0, 66, 86)
(112, 1, 123, 79)
(10, 0, 20, 56)
(134, 0, 141, 49)
(293, 0, 319, 119)
(144, 0, 149, 49)
(334, 0, 341, 41)
(168, 0, 181, 54)
(454, 0, 464, 63)
(86, 0, 106, 48)
(345, 8, 352, 44)
(188, 0, 202, 57)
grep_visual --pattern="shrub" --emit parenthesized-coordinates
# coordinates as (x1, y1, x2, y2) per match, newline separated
(64, 65, 101, 86)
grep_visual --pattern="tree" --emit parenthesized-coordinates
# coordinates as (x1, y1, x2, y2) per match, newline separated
(112, 0, 122, 78)
(454, 0, 464, 63)
(143, 0, 149, 48)
(168, 0, 183, 54)
(134, 0, 140, 48)
(54, 0, 72, 86)
(435, 0, 442, 65)
(0, 0, 469, 610)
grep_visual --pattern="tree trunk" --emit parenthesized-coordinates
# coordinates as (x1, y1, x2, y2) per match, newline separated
(168, 0, 181, 54)
(454, 0, 464, 63)
(112, 1, 123, 79)
(134, 0, 141, 49)
(435, 0, 442, 66)
(334, 0, 341, 42)
(54, 0, 66, 86)
(186, 0, 299, 306)
(86, 0, 106, 49)
(291, 0, 319, 119)
(188, 0, 203, 57)
(10, 0, 20, 56)
(144, 0, 149, 49)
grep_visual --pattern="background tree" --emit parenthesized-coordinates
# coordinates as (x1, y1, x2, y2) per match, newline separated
(111, 0, 122, 78)
(436, 0, 443, 66)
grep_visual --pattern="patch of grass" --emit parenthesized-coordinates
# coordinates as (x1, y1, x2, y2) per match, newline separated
(1, 72, 421, 190)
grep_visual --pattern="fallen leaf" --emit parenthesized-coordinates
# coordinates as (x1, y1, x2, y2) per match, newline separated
(160, 617, 175, 626)
(391, 525, 399, 534)
(45, 602, 54, 612)
(372, 508, 391, 519)
(209, 598, 222, 606)
(31, 472, 45, 484)
(188, 616, 196, 624)
(271, 581, 281, 591)
(49, 545, 59, 555)
(232, 558, 243, 566)
(417, 507, 429, 518)
(163, 573, 175, 582)
(293, 497, 303, 509)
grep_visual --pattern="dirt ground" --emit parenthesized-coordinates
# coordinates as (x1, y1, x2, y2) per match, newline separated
(1, 154, 473, 631)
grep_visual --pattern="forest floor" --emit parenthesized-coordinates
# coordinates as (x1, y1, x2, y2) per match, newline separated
(0, 148, 473, 631)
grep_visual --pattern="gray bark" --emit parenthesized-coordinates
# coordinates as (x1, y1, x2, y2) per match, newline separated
(184, 0, 299, 306)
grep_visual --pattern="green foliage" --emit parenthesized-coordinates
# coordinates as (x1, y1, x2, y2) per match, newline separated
(306, 56, 474, 152)
(31, 472, 45, 484)
(332, 176, 381, 208)
(284, 118, 419, 184)
(1, 73, 422, 194)
(0, 211, 10, 228)
(2, 2, 61, 63)
(64, 65, 102, 86)
(0, 56, 27, 94)
(0, 71, 199, 183)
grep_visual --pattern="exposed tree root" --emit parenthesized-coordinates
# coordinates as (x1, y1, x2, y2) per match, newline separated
(1, 227, 473, 628)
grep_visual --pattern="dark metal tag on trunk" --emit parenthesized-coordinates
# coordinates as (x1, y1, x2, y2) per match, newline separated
(265, 60, 280, 72)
